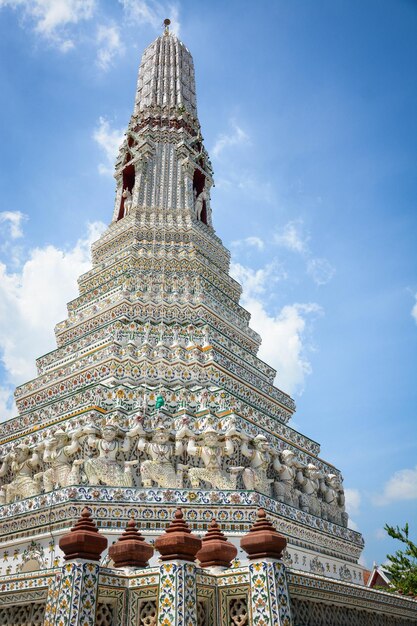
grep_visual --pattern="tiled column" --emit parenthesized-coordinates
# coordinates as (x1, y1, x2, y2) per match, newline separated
(154, 508, 201, 626)
(45, 507, 107, 626)
(157, 561, 198, 626)
(43, 570, 61, 626)
(249, 560, 293, 626)
(44, 561, 100, 626)
(241, 508, 293, 626)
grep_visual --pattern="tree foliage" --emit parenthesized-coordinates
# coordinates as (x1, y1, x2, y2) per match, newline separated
(384, 523, 417, 595)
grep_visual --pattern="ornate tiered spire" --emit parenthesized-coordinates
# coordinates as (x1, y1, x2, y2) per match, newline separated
(112, 20, 213, 223)
(59, 507, 108, 561)
(133, 20, 197, 118)
(196, 518, 237, 569)
(240, 508, 287, 561)
(109, 516, 154, 568)
(155, 508, 201, 562)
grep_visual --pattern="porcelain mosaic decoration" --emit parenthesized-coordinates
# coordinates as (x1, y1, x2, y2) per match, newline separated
(0, 19, 416, 626)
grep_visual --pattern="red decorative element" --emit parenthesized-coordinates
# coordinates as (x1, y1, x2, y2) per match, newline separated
(59, 507, 108, 561)
(154, 508, 201, 562)
(196, 518, 237, 568)
(109, 517, 154, 568)
(240, 508, 287, 561)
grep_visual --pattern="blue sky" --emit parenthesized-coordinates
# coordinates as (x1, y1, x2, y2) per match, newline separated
(0, 0, 416, 568)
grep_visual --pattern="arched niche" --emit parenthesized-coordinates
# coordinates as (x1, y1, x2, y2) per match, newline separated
(20, 558, 41, 573)
(193, 168, 208, 225)
(117, 162, 135, 221)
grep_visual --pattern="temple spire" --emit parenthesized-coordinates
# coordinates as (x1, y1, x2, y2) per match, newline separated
(111, 24, 213, 224)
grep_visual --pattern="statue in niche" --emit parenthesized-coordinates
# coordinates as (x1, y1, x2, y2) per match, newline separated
(199, 388, 209, 411)
(137, 424, 187, 488)
(296, 463, 322, 517)
(241, 434, 280, 496)
(41, 429, 83, 491)
(186, 324, 195, 347)
(172, 275, 179, 294)
(194, 189, 207, 221)
(273, 449, 301, 507)
(142, 322, 151, 344)
(320, 473, 348, 526)
(122, 188, 133, 214)
(0, 444, 41, 504)
(202, 325, 210, 347)
(94, 387, 103, 408)
(82, 420, 144, 487)
(172, 325, 180, 345)
(135, 392, 148, 420)
(186, 425, 243, 490)
(157, 324, 165, 346)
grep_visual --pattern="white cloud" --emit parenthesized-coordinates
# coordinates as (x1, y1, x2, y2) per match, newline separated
(120, 0, 180, 35)
(0, 0, 96, 50)
(231, 236, 264, 251)
(231, 261, 286, 296)
(373, 465, 417, 506)
(0, 211, 26, 239)
(307, 257, 336, 286)
(231, 261, 321, 395)
(411, 294, 417, 324)
(253, 301, 321, 395)
(0, 385, 17, 422)
(273, 221, 335, 286)
(216, 172, 274, 205)
(0, 221, 106, 421)
(358, 554, 368, 568)
(212, 120, 250, 158)
(345, 488, 361, 517)
(245, 236, 264, 250)
(93, 117, 125, 176)
(274, 220, 308, 254)
(375, 528, 387, 540)
(96, 23, 124, 70)
(344, 487, 361, 531)
(348, 518, 359, 531)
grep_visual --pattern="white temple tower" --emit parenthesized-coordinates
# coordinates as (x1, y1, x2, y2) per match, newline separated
(0, 17, 365, 584)
(7, 21, 417, 626)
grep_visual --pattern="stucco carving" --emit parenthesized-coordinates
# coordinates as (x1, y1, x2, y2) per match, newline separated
(0, 445, 41, 503)
(82, 420, 143, 487)
(41, 429, 83, 491)
(273, 449, 300, 507)
(297, 463, 321, 517)
(137, 424, 185, 488)
(241, 434, 279, 496)
(187, 425, 243, 489)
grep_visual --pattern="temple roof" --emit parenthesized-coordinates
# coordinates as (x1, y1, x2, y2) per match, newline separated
(134, 25, 197, 118)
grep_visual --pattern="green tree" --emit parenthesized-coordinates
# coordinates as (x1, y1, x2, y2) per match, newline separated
(384, 523, 417, 595)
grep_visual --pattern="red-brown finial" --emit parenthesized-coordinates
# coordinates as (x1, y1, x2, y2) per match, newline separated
(59, 507, 108, 561)
(240, 508, 287, 561)
(196, 519, 237, 569)
(154, 508, 201, 562)
(109, 516, 154, 568)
